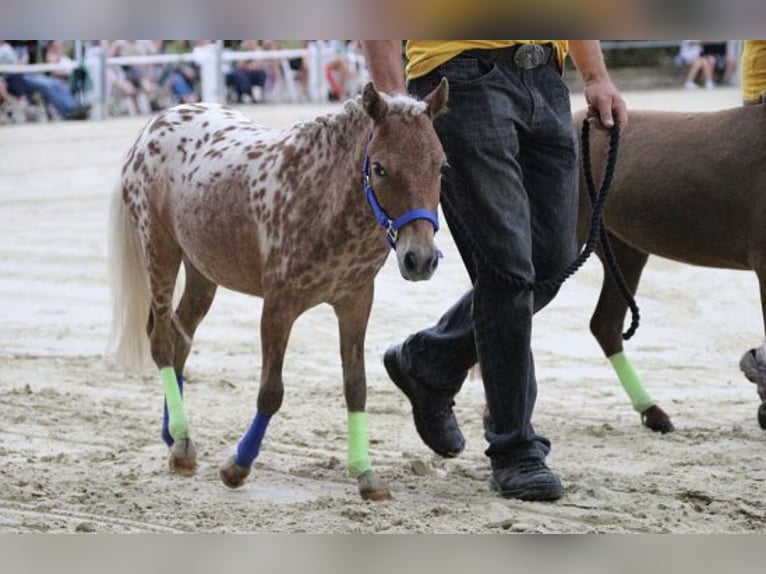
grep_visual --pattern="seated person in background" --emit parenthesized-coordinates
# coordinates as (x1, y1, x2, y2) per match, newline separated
(0, 76, 19, 105)
(701, 41, 737, 86)
(44, 40, 75, 82)
(741, 40, 766, 105)
(0, 39, 89, 120)
(225, 40, 272, 103)
(679, 40, 714, 90)
(279, 40, 310, 100)
(323, 40, 358, 101)
(108, 40, 164, 112)
(167, 62, 200, 103)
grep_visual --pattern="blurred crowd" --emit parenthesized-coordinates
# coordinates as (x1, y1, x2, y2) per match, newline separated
(0, 40, 368, 124)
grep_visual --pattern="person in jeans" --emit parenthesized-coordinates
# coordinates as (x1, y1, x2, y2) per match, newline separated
(361, 41, 627, 501)
(0, 40, 89, 120)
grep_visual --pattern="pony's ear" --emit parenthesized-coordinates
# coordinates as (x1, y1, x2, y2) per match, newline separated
(362, 82, 388, 122)
(424, 77, 449, 119)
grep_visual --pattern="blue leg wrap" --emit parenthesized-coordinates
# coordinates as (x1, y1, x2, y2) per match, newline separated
(235, 413, 271, 468)
(161, 374, 184, 447)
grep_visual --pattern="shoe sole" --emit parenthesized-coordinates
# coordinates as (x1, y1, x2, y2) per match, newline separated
(489, 477, 563, 502)
(383, 346, 464, 458)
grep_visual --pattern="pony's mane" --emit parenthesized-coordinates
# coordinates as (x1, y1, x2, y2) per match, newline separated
(293, 92, 428, 138)
(382, 92, 429, 116)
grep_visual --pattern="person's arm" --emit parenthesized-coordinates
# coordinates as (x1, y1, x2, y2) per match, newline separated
(568, 40, 628, 129)
(360, 41, 406, 94)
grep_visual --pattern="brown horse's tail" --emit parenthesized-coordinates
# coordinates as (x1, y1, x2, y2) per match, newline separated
(107, 179, 152, 369)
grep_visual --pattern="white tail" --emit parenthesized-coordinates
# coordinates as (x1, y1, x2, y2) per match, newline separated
(107, 180, 152, 369)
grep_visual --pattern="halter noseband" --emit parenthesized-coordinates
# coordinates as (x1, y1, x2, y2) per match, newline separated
(363, 132, 440, 250)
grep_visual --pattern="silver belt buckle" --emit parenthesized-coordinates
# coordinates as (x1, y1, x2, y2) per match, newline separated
(514, 44, 547, 69)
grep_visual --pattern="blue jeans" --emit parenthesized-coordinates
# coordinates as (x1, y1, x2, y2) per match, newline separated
(10, 74, 79, 118)
(404, 46, 578, 462)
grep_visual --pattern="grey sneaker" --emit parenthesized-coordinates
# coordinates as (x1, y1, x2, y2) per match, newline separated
(383, 344, 465, 458)
(490, 457, 563, 501)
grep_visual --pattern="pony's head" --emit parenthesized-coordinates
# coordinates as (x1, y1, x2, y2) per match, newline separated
(362, 79, 448, 281)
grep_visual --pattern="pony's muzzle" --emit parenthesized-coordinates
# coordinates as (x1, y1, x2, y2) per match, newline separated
(399, 245, 439, 281)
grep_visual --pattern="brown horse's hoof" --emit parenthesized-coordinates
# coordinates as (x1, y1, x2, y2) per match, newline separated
(358, 469, 392, 501)
(219, 455, 251, 489)
(168, 438, 198, 476)
(758, 402, 766, 430)
(641, 405, 675, 434)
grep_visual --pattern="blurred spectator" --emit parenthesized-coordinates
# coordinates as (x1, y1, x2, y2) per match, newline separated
(44, 41, 75, 82)
(108, 40, 165, 112)
(0, 40, 89, 120)
(161, 41, 203, 104)
(226, 40, 273, 103)
(323, 40, 359, 101)
(0, 76, 17, 103)
(741, 40, 766, 104)
(701, 41, 737, 86)
(679, 40, 714, 90)
(279, 40, 309, 100)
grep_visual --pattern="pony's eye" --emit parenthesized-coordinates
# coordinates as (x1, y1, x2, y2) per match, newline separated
(440, 162, 450, 176)
(373, 162, 387, 177)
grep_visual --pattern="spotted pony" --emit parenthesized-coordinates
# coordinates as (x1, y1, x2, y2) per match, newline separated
(108, 80, 449, 500)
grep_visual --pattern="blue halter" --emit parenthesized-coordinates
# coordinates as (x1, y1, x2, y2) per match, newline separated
(362, 133, 440, 249)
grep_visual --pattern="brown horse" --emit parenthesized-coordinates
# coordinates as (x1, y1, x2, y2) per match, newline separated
(575, 102, 766, 432)
(108, 80, 449, 500)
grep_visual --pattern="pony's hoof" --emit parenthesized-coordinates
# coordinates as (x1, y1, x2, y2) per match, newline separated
(168, 438, 197, 476)
(740, 347, 766, 385)
(641, 405, 675, 434)
(219, 455, 251, 489)
(758, 402, 766, 430)
(357, 470, 392, 501)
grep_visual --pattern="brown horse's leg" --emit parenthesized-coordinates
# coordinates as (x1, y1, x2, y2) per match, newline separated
(591, 233, 673, 433)
(739, 265, 766, 429)
(334, 284, 391, 501)
(219, 294, 300, 489)
(145, 220, 197, 475)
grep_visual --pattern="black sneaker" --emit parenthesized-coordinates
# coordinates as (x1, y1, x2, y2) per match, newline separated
(490, 457, 563, 501)
(383, 344, 465, 457)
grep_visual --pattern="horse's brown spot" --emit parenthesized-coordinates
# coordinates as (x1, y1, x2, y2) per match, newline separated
(133, 151, 145, 172)
(149, 116, 171, 133)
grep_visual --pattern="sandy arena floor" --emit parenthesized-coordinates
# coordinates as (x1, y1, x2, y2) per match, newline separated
(2, 87, 765, 533)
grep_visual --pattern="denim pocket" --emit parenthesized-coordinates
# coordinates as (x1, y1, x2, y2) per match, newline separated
(438, 57, 498, 90)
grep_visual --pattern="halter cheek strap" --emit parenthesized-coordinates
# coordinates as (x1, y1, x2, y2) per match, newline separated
(363, 134, 441, 250)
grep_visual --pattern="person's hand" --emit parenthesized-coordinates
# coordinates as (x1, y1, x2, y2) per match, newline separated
(583, 78, 628, 130)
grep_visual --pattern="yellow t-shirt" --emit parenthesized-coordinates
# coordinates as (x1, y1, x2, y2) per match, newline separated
(741, 40, 766, 104)
(405, 40, 568, 80)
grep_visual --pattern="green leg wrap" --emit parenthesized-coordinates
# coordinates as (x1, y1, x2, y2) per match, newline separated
(347, 411, 372, 478)
(161, 366, 189, 440)
(608, 352, 655, 413)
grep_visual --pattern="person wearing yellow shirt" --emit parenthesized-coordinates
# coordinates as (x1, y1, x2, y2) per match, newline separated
(362, 40, 627, 502)
(741, 40, 766, 105)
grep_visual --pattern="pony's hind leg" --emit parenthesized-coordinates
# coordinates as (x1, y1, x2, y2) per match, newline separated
(219, 294, 300, 489)
(335, 286, 391, 501)
(160, 259, 218, 447)
(590, 234, 673, 433)
(145, 222, 197, 475)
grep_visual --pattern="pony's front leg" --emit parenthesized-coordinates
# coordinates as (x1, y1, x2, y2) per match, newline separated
(336, 288, 392, 501)
(160, 365, 197, 476)
(219, 296, 299, 489)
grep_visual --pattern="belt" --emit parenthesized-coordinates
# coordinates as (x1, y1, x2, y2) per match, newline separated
(460, 43, 556, 70)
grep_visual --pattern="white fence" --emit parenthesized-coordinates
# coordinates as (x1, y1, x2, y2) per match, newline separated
(0, 42, 340, 119)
